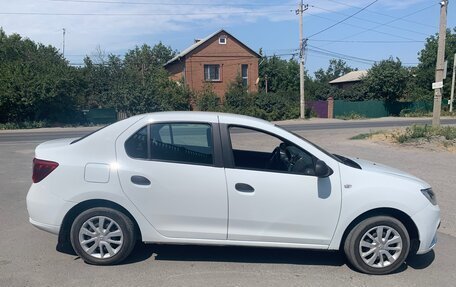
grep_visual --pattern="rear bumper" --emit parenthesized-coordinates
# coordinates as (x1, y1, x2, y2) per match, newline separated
(26, 184, 75, 235)
(29, 218, 60, 234)
(412, 203, 440, 255)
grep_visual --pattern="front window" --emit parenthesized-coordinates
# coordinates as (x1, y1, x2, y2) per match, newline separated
(204, 64, 220, 81)
(228, 126, 316, 175)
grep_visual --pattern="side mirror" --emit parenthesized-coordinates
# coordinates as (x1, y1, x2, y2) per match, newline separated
(315, 160, 333, 178)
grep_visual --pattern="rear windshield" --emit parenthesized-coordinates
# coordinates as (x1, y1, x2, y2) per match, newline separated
(70, 125, 109, 144)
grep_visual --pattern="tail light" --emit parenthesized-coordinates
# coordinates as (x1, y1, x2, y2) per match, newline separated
(32, 158, 59, 183)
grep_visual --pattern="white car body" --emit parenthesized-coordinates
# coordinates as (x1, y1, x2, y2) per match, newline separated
(26, 112, 440, 264)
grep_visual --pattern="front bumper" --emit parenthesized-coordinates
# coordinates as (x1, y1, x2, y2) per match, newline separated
(412, 203, 440, 254)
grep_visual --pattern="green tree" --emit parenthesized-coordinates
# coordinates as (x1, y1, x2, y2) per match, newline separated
(364, 57, 408, 102)
(259, 55, 300, 94)
(0, 28, 82, 123)
(309, 59, 356, 100)
(195, 83, 221, 111)
(314, 59, 355, 83)
(80, 43, 188, 115)
(224, 75, 250, 113)
(414, 27, 456, 101)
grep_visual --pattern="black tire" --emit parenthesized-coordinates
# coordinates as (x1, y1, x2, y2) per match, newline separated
(70, 207, 136, 265)
(343, 216, 410, 275)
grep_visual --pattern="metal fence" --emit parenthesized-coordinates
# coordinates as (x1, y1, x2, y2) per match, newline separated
(333, 100, 434, 118)
(84, 108, 117, 124)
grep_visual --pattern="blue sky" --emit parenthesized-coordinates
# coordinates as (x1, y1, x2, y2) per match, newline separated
(0, 0, 455, 76)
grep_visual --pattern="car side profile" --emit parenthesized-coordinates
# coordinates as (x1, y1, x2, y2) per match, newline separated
(26, 112, 440, 274)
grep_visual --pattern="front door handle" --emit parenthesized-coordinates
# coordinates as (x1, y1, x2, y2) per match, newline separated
(131, 175, 151, 186)
(235, 183, 255, 193)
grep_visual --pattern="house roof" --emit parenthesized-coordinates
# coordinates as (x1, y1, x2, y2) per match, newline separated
(164, 29, 261, 67)
(329, 70, 368, 84)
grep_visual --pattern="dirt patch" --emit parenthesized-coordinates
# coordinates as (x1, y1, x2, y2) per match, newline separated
(367, 128, 456, 153)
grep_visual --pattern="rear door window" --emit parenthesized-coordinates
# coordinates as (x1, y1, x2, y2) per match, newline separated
(150, 123, 213, 165)
(125, 123, 214, 165)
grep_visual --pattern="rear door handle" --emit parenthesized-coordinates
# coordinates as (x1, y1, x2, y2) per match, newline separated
(131, 175, 151, 186)
(235, 183, 255, 193)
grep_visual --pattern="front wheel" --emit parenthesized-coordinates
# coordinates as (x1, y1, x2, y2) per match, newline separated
(344, 216, 410, 275)
(70, 207, 136, 265)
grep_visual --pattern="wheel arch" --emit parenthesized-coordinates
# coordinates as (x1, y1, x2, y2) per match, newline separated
(338, 207, 420, 255)
(57, 199, 142, 254)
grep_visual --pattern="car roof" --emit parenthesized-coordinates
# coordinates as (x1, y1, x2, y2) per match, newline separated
(140, 111, 273, 126)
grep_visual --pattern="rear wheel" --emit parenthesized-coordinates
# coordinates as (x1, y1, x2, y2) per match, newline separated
(344, 216, 410, 275)
(70, 207, 136, 265)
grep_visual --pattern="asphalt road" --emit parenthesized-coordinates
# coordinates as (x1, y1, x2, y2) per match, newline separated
(1, 118, 456, 143)
(1, 125, 455, 286)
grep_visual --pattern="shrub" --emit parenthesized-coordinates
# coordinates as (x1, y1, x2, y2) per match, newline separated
(195, 84, 222, 112)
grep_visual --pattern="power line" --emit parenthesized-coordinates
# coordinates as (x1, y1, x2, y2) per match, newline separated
(306, 12, 420, 41)
(311, 5, 430, 37)
(309, 39, 424, 44)
(327, 3, 438, 45)
(307, 0, 378, 39)
(307, 45, 377, 65)
(323, 0, 437, 29)
(49, 0, 294, 7)
(0, 10, 288, 16)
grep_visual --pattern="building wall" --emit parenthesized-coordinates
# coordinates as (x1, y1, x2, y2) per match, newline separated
(168, 32, 259, 99)
(331, 81, 359, 90)
(166, 61, 185, 82)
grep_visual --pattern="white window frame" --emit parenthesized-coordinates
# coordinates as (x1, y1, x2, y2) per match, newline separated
(219, 35, 227, 45)
(241, 64, 248, 87)
(204, 64, 221, 82)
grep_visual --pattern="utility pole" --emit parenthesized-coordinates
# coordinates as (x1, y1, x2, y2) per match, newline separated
(297, 1, 308, 119)
(432, 0, 448, 127)
(62, 28, 66, 58)
(450, 53, 455, 113)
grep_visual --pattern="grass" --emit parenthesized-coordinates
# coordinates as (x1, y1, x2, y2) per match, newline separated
(350, 125, 456, 151)
(336, 112, 366, 120)
(0, 121, 100, 130)
(350, 130, 382, 140)
(399, 110, 456, 118)
(0, 121, 49, 130)
(393, 125, 456, 144)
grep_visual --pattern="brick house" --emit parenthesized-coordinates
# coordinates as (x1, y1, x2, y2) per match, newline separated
(164, 29, 260, 99)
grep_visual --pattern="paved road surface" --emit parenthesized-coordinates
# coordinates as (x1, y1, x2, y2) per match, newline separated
(1, 123, 456, 286)
(1, 118, 456, 143)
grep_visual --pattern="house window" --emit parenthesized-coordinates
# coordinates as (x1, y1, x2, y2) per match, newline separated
(219, 35, 227, 44)
(241, 64, 248, 87)
(204, 64, 220, 81)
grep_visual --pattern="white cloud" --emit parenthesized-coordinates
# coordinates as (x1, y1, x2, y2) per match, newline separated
(0, 0, 429, 62)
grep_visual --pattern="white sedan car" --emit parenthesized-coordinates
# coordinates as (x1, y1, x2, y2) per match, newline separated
(27, 112, 440, 274)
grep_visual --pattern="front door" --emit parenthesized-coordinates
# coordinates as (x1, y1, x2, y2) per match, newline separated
(116, 120, 228, 240)
(223, 125, 341, 246)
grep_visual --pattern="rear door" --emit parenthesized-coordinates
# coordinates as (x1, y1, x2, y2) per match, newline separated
(116, 118, 228, 240)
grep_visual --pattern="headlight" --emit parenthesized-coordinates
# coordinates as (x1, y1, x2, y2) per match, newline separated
(421, 188, 437, 205)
